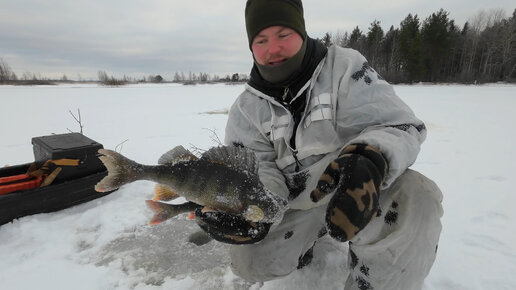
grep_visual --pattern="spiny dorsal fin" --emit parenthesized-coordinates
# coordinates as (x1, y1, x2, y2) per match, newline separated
(158, 145, 197, 165)
(201, 145, 258, 174)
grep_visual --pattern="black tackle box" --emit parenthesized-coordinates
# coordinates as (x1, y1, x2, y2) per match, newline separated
(31, 133, 105, 182)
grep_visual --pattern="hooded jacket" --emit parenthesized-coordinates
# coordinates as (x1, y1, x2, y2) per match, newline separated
(225, 45, 426, 210)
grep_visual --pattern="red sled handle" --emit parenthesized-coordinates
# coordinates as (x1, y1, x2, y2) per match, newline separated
(0, 174, 44, 195)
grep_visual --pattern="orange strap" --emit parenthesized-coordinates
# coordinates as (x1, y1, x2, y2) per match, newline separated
(40, 167, 62, 187)
(0, 174, 44, 195)
(50, 159, 80, 166)
(27, 159, 80, 177)
(0, 159, 80, 195)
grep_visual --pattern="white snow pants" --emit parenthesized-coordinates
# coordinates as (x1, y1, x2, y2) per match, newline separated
(229, 169, 443, 290)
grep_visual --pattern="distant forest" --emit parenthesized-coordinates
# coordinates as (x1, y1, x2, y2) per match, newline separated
(317, 8, 516, 83)
(1, 8, 515, 85)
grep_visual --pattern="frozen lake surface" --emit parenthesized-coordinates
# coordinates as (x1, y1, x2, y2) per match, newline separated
(1, 83, 515, 290)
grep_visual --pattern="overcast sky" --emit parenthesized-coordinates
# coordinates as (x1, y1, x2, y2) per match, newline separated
(1, 0, 514, 80)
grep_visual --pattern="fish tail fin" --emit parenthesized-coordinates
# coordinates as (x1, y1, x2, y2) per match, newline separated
(145, 200, 172, 225)
(153, 184, 180, 201)
(95, 149, 142, 192)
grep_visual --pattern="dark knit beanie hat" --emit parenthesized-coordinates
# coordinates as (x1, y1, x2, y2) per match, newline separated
(245, 0, 307, 48)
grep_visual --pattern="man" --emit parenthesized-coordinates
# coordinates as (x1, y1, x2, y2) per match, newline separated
(195, 0, 443, 289)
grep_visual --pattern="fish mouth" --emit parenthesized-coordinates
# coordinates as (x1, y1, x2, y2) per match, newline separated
(247, 195, 289, 223)
(244, 205, 264, 222)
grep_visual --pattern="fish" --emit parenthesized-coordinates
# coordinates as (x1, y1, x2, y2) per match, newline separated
(95, 145, 288, 223)
(145, 200, 202, 225)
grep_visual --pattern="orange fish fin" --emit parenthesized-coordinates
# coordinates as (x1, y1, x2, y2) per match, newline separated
(145, 200, 169, 226)
(188, 212, 196, 220)
(153, 184, 179, 201)
(149, 216, 167, 226)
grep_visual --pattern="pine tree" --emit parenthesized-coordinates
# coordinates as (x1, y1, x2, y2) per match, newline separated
(349, 26, 364, 52)
(398, 14, 424, 82)
(421, 9, 454, 82)
(381, 26, 401, 82)
(366, 20, 384, 70)
(321, 32, 333, 47)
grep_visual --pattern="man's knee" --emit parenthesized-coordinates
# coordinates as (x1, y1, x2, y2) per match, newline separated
(394, 169, 443, 206)
(229, 244, 298, 282)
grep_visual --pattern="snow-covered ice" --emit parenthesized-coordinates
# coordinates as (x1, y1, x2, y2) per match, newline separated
(1, 83, 515, 290)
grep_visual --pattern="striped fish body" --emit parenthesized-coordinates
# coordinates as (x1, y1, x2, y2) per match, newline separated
(95, 145, 288, 223)
(148, 160, 263, 215)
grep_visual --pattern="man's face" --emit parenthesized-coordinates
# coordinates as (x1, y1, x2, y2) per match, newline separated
(251, 26, 303, 67)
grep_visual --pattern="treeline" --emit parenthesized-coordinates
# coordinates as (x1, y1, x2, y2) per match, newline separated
(0, 59, 54, 85)
(0, 63, 250, 86)
(0, 58, 250, 86)
(171, 72, 248, 84)
(96, 71, 249, 85)
(318, 8, 516, 83)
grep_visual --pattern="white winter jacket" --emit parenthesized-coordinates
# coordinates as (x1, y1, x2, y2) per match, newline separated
(225, 45, 426, 210)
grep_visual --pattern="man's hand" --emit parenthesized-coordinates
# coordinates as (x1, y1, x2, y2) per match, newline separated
(195, 207, 271, 245)
(310, 144, 388, 242)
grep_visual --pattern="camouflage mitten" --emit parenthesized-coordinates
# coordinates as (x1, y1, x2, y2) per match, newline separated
(310, 144, 388, 242)
(195, 208, 271, 245)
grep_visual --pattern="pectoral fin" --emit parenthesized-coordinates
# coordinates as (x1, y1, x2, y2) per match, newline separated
(145, 200, 201, 226)
(153, 184, 180, 201)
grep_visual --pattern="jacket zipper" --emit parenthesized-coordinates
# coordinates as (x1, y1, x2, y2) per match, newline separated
(282, 86, 304, 172)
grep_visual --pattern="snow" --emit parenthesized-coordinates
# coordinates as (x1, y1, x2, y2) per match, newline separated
(1, 83, 515, 290)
